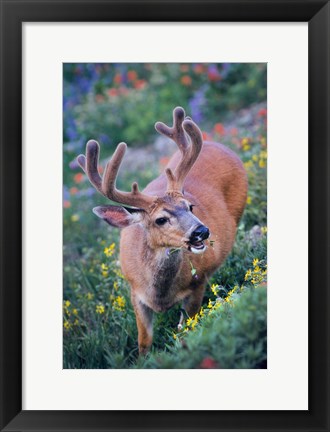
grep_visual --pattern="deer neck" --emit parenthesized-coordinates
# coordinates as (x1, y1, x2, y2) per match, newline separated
(144, 245, 184, 307)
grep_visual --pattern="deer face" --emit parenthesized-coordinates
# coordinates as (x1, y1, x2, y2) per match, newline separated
(77, 107, 208, 253)
(93, 194, 210, 254)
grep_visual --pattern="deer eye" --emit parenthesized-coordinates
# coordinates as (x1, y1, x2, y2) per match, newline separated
(155, 217, 168, 226)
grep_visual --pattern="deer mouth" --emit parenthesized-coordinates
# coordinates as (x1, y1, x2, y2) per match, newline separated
(187, 239, 206, 254)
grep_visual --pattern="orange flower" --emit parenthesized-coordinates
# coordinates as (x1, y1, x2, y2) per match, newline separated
(194, 64, 204, 74)
(70, 187, 78, 195)
(134, 79, 147, 90)
(258, 108, 267, 117)
(181, 75, 192, 86)
(107, 88, 119, 97)
(73, 173, 84, 184)
(214, 123, 225, 135)
(127, 70, 138, 81)
(63, 200, 71, 208)
(113, 73, 122, 85)
(202, 131, 212, 141)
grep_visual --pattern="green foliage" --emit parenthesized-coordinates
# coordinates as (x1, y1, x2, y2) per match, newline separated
(63, 63, 267, 368)
(140, 286, 267, 369)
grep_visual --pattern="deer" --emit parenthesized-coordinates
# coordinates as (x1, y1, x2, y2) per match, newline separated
(77, 107, 248, 355)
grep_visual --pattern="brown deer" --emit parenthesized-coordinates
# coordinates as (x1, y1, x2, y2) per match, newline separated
(77, 107, 247, 354)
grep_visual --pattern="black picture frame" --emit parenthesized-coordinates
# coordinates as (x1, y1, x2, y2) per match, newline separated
(0, 1, 329, 431)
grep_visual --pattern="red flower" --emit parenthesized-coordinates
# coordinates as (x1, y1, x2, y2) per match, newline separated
(199, 357, 219, 369)
(134, 79, 147, 90)
(181, 75, 192, 86)
(202, 131, 212, 141)
(70, 187, 78, 195)
(127, 70, 138, 82)
(63, 200, 71, 208)
(107, 88, 119, 97)
(258, 108, 267, 117)
(194, 64, 204, 74)
(214, 123, 225, 135)
(73, 173, 84, 184)
(113, 73, 122, 85)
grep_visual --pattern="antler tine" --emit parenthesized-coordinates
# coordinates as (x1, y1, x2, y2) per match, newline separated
(155, 107, 203, 193)
(155, 106, 190, 151)
(173, 119, 203, 189)
(77, 140, 155, 209)
(77, 140, 104, 195)
(102, 143, 154, 208)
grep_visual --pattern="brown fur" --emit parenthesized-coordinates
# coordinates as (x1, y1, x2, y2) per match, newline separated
(78, 108, 248, 354)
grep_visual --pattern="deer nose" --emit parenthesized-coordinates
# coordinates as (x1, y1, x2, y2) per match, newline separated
(190, 225, 210, 241)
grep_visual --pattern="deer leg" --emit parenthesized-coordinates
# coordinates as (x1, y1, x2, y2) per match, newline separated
(131, 294, 154, 355)
(183, 286, 205, 317)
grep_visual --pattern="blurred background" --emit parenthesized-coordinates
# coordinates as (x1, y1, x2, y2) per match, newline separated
(63, 63, 267, 369)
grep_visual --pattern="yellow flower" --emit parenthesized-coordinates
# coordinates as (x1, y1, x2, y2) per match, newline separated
(261, 226, 268, 235)
(104, 243, 115, 257)
(252, 154, 258, 162)
(244, 269, 252, 281)
(113, 281, 119, 291)
(211, 283, 219, 296)
(246, 196, 252, 205)
(253, 258, 259, 267)
(64, 321, 71, 330)
(113, 296, 126, 311)
(244, 160, 253, 170)
(71, 214, 80, 222)
(96, 304, 105, 314)
(173, 333, 177, 340)
(65, 300, 71, 307)
(186, 317, 193, 326)
(86, 292, 94, 300)
(102, 271, 108, 277)
(72, 308, 78, 315)
(254, 265, 261, 273)
(101, 263, 108, 271)
(73, 319, 79, 326)
(207, 299, 213, 309)
(259, 159, 266, 168)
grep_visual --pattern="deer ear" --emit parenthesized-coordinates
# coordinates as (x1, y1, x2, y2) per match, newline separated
(92, 205, 145, 228)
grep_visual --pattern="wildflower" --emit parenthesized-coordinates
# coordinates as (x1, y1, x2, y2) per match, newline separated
(72, 308, 78, 316)
(252, 155, 258, 162)
(70, 187, 78, 195)
(181, 75, 192, 86)
(207, 299, 213, 309)
(71, 214, 80, 222)
(211, 283, 219, 296)
(254, 265, 261, 273)
(73, 173, 84, 184)
(107, 88, 119, 97)
(127, 70, 138, 81)
(96, 304, 105, 314)
(73, 319, 79, 326)
(63, 200, 71, 208)
(193, 64, 204, 74)
(113, 281, 119, 291)
(199, 308, 205, 318)
(258, 108, 267, 117)
(65, 300, 71, 307)
(246, 196, 252, 205)
(186, 317, 193, 327)
(86, 292, 94, 300)
(104, 243, 115, 257)
(259, 159, 266, 168)
(113, 73, 122, 85)
(134, 79, 147, 90)
(113, 296, 126, 311)
(64, 321, 71, 330)
(214, 123, 225, 135)
(244, 269, 252, 281)
(253, 258, 259, 267)
(199, 357, 219, 369)
(241, 137, 250, 151)
(173, 332, 177, 340)
(202, 131, 212, 141)
(261, 226, 268, 235)
(244, 160, 253, 170)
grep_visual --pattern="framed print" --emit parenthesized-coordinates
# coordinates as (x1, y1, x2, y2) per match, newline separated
(0, 1, 329, 431)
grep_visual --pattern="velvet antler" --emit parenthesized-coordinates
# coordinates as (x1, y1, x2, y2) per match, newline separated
(77, 140, 154, 209)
